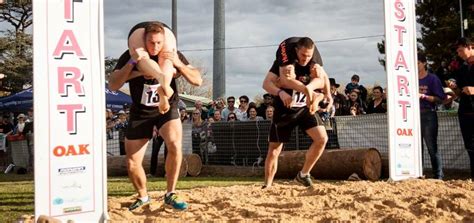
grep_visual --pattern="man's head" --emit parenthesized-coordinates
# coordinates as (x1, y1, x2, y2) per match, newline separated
(227, 96, 236, 108)
(144, 22, 165, 56)
(295, 37, 315, 66)
(455, 37, 474, 61)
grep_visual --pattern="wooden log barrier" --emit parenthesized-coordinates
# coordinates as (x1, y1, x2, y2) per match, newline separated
(107, 155, 188, 177)
(275, 148, 382, 181)
(184, 154, 202, 177)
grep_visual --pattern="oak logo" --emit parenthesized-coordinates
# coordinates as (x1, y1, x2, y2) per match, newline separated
(53, 144, 90, 157)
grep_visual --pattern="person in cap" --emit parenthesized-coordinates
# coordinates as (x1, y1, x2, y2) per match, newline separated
(449, 37, 474, 179)
(418, 53, 447, 179)
(329, 78, 348, 117)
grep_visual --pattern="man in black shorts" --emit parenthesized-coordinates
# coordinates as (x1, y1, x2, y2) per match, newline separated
(262, 37, 329, 188)
(109, 22, 202, 211)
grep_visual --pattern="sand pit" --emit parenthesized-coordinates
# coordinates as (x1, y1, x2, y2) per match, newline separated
(108, 179, 474, 222)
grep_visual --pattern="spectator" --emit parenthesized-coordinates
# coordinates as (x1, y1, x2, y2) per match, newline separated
(0, 115, 13, 136)
(345, 90, 366, 116)
(366, 86, 387, 114)
(106, 109, 115, 139)
(345, 74, 360, 95)
(213, 110, 223, 122)
(344, 74, 368, 102)
(257, 93, 273, 119)
(191, 109, 208, 155)
(329, 78, 347, 117)
(221, 96, 237, 121)
(215, 97, 226, 113)
(179, 107, 189, 123)
(247, 106, 264, 121)
(450, 37, 474, 179)
(13, 114, 26, 135)
(418, 53, 447, 179)
(194, 100, 208, 121)
(207, 101, 216, 118)
(114, 110, 128, 155)
(227, 112, 237, 122)
(265, 106, 274, 121)
(235, 95, 249, 121)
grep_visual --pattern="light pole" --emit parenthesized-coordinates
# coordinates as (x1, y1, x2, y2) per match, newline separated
(460, 0, 464, 37)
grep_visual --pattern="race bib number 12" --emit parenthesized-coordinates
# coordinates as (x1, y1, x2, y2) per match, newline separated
(291, 90, 307, 108)
(141, 84, 160, 107)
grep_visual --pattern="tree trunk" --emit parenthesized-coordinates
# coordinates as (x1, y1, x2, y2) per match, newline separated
(276, 148, 382, 181)
(184, 154, 202, 177)
(107, 155, 188, 178)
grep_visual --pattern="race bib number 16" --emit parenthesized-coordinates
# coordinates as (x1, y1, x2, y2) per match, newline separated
(291, 90, 307, 108)
(141, 84, 160, 107)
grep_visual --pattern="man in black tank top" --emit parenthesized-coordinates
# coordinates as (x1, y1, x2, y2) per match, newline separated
(108, 21, 202, 211)
(261, 37, 329, 189)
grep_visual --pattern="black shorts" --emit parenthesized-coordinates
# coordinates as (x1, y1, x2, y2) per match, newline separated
(125, 106, 179, 140)
(269, 107, 323, 143)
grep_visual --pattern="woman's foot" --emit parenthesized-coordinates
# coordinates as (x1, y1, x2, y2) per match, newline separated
(157, 86, 170, 114)
(308, 92, 324, 115)
(304, 86, 314, 105)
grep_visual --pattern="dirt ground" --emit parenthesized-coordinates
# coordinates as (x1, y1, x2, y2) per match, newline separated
(107, 179, 474, 222)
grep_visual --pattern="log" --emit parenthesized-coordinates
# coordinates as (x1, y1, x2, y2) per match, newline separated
(275, 148, 382, 181)
(107, 155, 188, 178)
(184, 154, 202, 176)
(200, 165, 264, 177)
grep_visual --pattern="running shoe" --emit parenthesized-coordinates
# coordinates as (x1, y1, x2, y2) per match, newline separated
(128, 198, 150, 211)
(164, 193, 188, 210)
(295, 173, 313, 187)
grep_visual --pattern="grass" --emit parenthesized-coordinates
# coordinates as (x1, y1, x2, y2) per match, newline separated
(0, 173, 260, 222)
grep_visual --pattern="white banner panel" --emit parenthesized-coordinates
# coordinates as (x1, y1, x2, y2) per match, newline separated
(384, 0, 422, 181)
(33, 0, 107, 221)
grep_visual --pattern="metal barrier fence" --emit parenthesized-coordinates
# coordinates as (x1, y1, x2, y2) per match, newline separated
(2, 113, 469, 172)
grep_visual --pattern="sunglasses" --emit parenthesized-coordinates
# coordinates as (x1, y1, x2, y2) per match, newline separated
(240, 100, 248, 103)
(229, 116, 235, 119)
(227, 100, 235, 103)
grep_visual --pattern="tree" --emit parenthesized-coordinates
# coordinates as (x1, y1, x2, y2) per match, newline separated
(0, 0, 33, 94)
(377, 0, 474, 71)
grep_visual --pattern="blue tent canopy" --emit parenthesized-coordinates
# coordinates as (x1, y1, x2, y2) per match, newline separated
(0, 86, 131, 112)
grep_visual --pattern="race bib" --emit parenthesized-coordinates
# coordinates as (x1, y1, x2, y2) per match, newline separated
(291, 90, 307, 108)
(141, 84, 160, 107)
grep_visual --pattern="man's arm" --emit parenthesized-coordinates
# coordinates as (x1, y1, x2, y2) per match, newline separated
(262, 71, 292, 107)
(108, 62, 135, 91)
(174, 56, 202, 86)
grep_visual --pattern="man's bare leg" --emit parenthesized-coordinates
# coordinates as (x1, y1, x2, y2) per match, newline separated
(301, 126, 328, 175)
(125, 138, 150, 198)
(264, 142, 284, 188)
(160, 118, 183, 193)
(159, 118, 188, 210)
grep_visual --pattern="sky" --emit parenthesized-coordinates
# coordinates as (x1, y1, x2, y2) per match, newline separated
(103, 0, 387, 99)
